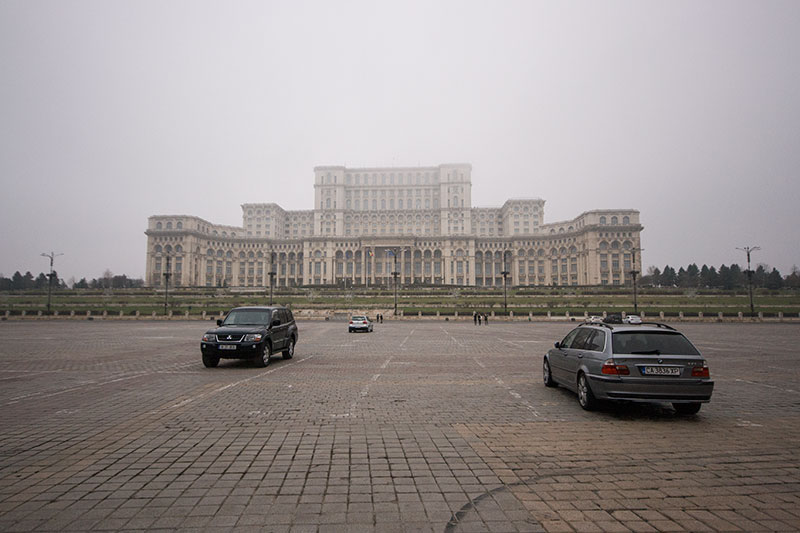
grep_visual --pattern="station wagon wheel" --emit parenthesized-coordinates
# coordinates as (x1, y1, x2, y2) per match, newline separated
(282, 337, 295, 359)
(202, 353, 219, 368)
(543, 358, 557, 388)
(673, 402, 701, 415)
(255, 342, 272, 368)
(577, 373, 598, 411)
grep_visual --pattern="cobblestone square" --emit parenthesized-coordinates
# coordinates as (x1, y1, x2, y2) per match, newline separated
(1, 320, 799, 532)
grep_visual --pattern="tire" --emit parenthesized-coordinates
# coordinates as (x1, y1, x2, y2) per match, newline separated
(543, 358, 557, 388)
(349, 328, 353, 333)
(577, 372, 598, 411)
(282, 337, 295, 359)
(673, 402, 702, 415)
(202, 353, 219, 368)
(255, 342, 272, 368)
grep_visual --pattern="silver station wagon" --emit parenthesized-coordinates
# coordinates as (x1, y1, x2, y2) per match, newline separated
(543, 322, 714, 414)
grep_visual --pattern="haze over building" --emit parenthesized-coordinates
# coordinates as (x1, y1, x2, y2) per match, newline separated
(145, 164, 642, 288)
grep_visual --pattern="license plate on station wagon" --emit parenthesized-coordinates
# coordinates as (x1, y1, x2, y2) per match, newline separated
(642, 366, 680, 376)
(219, 344, 237, 350)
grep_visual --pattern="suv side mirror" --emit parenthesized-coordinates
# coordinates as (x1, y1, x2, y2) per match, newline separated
(554, 341, 561, 349)
(216, 319, 223, 326)
(272, 319, 281, 327)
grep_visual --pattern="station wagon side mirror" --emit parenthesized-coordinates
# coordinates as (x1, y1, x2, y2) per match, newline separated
(554, 341, 561, 349)
(272, 319, 281, 327)
(216, 319, 223, 326)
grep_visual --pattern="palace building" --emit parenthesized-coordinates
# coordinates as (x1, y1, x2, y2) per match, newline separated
(145, 164, 643, 288)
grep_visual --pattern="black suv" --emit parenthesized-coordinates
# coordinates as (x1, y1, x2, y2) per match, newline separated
(201, 306, 298, 368)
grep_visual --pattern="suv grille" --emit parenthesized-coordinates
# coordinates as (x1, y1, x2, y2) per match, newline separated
(217, 334, 244, 342)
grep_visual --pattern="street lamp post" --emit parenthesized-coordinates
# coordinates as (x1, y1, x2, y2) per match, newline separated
(630, 248, 643, 314)
(500, 252, 511, 315)
(391, 248, 400, 315)
(40, 252, 63, 314)
(268, 253, 277, 305)
(500, 270, 509, 314)
(163, 254, 171, 315)
(737, 246, 760, 317)
(268, 271, 276, 305)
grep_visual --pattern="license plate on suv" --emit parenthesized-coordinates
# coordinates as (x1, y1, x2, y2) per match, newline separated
(219, 344, 237, 350)
(642, 366, 680, 376)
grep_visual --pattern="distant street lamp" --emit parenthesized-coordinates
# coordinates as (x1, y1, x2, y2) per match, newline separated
(268, 253, 277, 305)
(163, 254, 171, 315)
(629, 248, 643, 314)
(40, 251, 63, 314)
(501, 270, 509, 314)
(390, 248, 400, 315)
(501, 252, 511, 314)
(737, 246, 760, 317)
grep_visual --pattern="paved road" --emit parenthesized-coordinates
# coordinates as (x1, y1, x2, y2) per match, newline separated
(0, 320, 799, 532)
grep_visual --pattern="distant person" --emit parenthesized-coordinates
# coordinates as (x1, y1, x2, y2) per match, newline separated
(477, 313, 482, 325)
(473, 311, 478, 325)
(484, 313, 489, 325)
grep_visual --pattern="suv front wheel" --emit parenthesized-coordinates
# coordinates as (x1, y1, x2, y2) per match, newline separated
(202, 353, 219, 368)
(282, 337, 295, 359)
(255, 342, 272, 368)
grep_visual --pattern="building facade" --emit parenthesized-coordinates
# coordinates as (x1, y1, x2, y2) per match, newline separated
(145, 164, 643, 288)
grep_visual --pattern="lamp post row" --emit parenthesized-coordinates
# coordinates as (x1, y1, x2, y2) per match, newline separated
(43, 244, 765, 319)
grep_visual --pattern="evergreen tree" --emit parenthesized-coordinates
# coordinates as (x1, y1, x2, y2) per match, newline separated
(766, 268, 784, 289)
(686, 263, 700, 287)
(35, 273, 49, 289)
(718, 265, 736, 290)
(785, 266, 800, 288)
(753, 265, 768, 287)
(661, 265, 677, 286)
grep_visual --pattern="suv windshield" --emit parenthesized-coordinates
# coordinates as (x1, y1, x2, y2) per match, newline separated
(222, 309, 271, 326)
(612, 331, 700, 356)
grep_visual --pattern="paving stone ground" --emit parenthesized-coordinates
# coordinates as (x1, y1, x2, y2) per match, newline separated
(0, 319, 799, 532)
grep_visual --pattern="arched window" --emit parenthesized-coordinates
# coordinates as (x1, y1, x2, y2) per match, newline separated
(611, 216, 618, 225)
(623, 216, 630, 225)
(166, 222, 172, 230)
(154, 245, 162, 253)
(176, 222, 183, 229)
(156, 222, 162, 230)
(599, 216, 607, 225)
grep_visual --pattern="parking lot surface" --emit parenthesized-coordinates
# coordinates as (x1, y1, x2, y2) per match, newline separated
(1, 320, 799, 532)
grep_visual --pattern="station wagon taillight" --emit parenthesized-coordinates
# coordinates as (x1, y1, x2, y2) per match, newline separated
(601, 359, 629, 375)
(692, 362, 710, 378)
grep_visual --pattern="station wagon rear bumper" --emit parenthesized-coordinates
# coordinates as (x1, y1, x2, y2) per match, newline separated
(588, 374, 714, 403)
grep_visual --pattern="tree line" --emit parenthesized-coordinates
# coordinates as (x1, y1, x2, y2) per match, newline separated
(640, 264, 800, 290)
(0, 271, 144, 290)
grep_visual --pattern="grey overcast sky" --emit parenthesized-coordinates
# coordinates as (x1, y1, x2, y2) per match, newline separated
(1, 0, 799, 282)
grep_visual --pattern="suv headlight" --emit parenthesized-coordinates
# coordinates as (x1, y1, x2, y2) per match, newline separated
(202, 334, 216, 342)
(244, 333, 263, 342)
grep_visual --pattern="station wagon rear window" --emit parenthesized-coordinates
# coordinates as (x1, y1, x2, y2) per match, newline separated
(612, 331, 700, 356)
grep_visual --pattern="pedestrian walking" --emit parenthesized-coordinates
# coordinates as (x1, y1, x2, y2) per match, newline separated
(477, 313, 482, 325)
(484, 313, 489, 325)
(473, 311, 477, 325)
